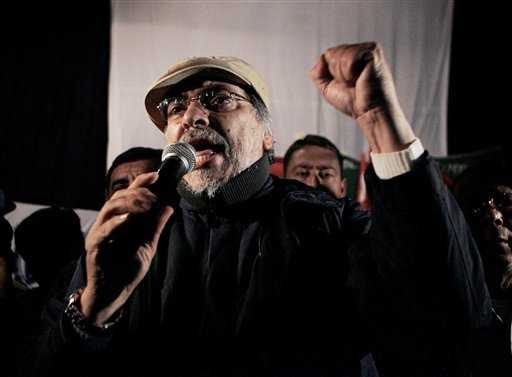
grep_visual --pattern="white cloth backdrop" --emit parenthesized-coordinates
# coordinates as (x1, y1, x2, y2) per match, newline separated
(109, 0, 453, 166)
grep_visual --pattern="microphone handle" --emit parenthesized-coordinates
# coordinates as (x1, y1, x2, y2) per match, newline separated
(148, 156, 189, 207)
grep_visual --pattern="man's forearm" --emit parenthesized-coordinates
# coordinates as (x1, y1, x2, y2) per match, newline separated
(357, 106, 416, 154)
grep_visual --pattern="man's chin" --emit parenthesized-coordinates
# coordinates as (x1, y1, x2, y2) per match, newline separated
(499, 241, 512, 263)
(183, 163, 234, 197)
(484, 239, 512, 263)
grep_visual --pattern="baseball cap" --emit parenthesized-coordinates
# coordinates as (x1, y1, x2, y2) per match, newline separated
(145, 56, 270, 132)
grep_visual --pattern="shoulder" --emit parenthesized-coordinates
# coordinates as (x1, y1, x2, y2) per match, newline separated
(270, 176, 369, 237)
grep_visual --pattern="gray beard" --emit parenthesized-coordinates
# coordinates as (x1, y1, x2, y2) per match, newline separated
(180, 128, 243, 198)
(182, 162, 235, 198)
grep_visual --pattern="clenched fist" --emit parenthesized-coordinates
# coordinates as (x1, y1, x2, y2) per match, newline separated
(310, 42, 415, 153)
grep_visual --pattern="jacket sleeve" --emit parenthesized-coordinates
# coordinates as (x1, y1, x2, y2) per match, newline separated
(348, 152, 493, 368)
(19, 256, 114, 377)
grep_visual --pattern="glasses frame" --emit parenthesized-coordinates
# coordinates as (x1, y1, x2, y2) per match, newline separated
(157, 88, 251, 123)
(471, 190, 512, 219)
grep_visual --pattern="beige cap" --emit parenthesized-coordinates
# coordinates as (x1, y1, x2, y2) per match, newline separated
(145, 56, 270, 132)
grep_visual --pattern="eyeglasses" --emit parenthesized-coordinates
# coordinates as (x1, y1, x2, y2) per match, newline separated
(471, 190, 512, 219)
(157, 87, 251, 122)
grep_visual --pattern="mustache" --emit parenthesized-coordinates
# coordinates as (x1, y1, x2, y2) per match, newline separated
(179, 127, 231, 156)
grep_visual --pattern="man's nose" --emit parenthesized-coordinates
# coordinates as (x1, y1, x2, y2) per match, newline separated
(182, 101, 209, 131)
(305, 173, 320, 188)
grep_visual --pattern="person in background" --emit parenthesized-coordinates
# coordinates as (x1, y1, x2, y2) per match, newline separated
(0, 189, 16, 377)
(0, 189, 15, 299)
(454, 163, 512, 376)
(14, 147, 163, 377)
(105, 147, 162, 199)
(14, 207, 84, 313)
(12, 206, 84, 376)
(284, 134, 347, 199)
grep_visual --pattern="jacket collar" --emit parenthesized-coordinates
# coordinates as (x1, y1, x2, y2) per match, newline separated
(177, 154, 271, 211)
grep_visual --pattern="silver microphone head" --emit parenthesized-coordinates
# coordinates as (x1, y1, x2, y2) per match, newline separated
(161, 142, 197, 173)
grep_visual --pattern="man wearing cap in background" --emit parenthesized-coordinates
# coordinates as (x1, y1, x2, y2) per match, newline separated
(29, 43, 492, 377)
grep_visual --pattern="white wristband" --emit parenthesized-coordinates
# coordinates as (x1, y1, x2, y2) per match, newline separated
(370, 139, 425, 180)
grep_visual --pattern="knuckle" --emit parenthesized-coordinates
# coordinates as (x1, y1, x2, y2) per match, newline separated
(132, 172, 157, 187)
(110, 188, 127, 200)
(370, 41, 380, 51)
(133, 197, 145, 210)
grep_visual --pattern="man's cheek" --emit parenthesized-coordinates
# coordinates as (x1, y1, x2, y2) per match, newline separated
(164, 124, 185, 143)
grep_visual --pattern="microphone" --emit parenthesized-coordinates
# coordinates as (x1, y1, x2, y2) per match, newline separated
(149, 143, 197, 205)
(109, 143, 197, 248)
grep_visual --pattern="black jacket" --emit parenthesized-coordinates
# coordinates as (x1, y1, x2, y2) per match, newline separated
(25, 153, 493, 377)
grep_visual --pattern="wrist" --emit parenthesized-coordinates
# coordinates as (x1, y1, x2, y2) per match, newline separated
(80, 286, 125, 327)
(65, 288, 124, 336)
(356, 106, 415, 153)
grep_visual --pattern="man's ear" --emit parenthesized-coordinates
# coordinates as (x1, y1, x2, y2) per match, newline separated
(263, 133, 273, 151)
(340, 178, 347, 197)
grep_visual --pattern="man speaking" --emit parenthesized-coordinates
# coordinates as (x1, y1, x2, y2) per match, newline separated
(30, 43, 492, 377)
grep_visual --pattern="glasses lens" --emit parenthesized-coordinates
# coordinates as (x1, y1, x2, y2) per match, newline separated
(198, 89, 215, 111)
(200, 89, 238, 112)
(166, 96, 188, 117)
(471, 198, 493, 219)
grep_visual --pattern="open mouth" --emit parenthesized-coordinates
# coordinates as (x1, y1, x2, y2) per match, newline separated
(496, 238, 509, 247)
(188, 138, 226, 168)
(491, 233, 512, 252)
(189, 139, 225, 154)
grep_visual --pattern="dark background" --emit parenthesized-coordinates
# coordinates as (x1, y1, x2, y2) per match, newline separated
(0, 2, 110, 210)
(448, 2, 510, 164)
(0, 1, 508, 210)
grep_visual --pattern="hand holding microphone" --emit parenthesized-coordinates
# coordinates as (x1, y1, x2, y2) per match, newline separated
(80, 143, 196, 327)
